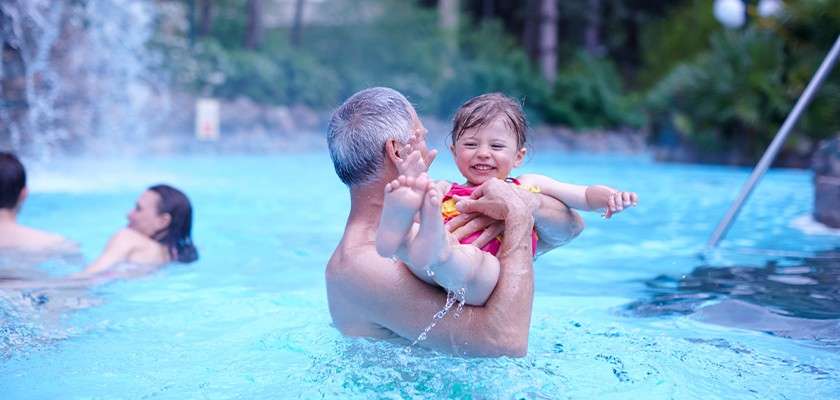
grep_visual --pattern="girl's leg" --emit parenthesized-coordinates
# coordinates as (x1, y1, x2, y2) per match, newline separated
(407, 186, 500, 305)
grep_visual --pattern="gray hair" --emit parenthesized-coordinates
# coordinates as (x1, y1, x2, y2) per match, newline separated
(327, 87, 414, 186)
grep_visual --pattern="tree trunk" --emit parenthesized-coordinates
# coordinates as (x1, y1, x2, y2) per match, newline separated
(538, 0, 558, 84)
(481, 0, 494, 21)
(245, 0, 263, 49)
(584, 0, 602, 56)
(438, 0, 459, 53)
(290, 0, 305, 47)
(522, 0, 538, 61)
(197, 0, 212, 37)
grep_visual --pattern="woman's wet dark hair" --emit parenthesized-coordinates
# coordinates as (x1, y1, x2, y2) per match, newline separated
(148, 184, 198, 263)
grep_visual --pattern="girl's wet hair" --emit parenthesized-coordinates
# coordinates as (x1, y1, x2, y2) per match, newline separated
(450, 93, 528, 149)
(148, 184, 198, 263)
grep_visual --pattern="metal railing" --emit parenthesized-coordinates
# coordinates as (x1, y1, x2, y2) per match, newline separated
(707, 35, 840, 249)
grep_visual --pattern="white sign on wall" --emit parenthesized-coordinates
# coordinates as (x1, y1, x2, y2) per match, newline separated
(195, 98, 220, 141)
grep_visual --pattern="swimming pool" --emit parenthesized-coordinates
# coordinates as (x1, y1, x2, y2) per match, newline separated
(1, 152, 838, 399)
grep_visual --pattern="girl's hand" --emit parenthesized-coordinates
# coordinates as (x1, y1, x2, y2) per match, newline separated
(395, 148, 437, 177)
(603, 190, 639, 219)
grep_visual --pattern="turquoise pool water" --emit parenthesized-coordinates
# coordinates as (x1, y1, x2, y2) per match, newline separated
(1, 152, 838, 399)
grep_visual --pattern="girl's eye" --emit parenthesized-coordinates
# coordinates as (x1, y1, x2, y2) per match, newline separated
(491, 144, 505, 150)
(462, 142, 477, 148)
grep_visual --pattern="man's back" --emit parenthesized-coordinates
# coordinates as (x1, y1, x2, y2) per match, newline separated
(327, 237, 403, 339)
(0, 223, 76, 254)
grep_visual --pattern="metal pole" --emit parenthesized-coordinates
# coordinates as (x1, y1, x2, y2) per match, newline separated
(707, 34, 840, 248)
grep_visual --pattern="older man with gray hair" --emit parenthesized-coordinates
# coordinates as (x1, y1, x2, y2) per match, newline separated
(325, 87, 582, 356)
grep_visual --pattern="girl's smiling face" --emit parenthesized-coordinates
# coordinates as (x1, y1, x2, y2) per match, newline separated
(451, 116, 526, 186)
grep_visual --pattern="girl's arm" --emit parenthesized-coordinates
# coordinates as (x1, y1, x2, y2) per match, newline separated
(517, 174, 589, 210)
(518, 173, 638, 217)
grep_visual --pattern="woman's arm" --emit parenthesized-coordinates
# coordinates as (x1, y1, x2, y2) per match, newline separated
(77, 229, 137, 276)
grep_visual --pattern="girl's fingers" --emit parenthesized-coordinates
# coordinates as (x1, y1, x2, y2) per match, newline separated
(471, 222, 504, 248)
(450, 215, 494, 241)
(445, 213, 471, 231)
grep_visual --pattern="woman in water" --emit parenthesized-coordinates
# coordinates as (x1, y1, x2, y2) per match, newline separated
(75, 184, 198, 279)
(0, 184, 198, 288)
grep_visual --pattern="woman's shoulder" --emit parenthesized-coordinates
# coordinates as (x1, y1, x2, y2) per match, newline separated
(113, 227, 143, 240)
(113, 228, 170, 263)
(110, 228, 157, 249)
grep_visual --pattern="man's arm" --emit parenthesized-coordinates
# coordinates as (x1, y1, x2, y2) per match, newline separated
(531, 192, 584, 255)
(339, 180, 537, 356)
(515, 174, 585, 254)
(447, 181, 585, 256)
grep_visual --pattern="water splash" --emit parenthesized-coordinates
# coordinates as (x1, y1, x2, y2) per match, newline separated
(405, 287, 467, 353)
(0, 0, 165, 158)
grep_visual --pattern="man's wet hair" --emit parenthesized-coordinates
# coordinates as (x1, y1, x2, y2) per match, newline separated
(327, 87, 414, 186)
(0, 152, 26, 209)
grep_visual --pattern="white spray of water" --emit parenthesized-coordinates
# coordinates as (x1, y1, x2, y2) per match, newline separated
(0, 0, 165, 158)
(405, 287, 466, 354)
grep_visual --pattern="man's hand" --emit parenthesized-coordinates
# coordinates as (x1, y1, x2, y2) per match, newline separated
(455, 178, 538, 221)
(446, 211, 504, 248)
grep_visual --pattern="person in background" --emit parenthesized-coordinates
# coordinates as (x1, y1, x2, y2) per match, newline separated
(0, 183, 198, 288)
(74, 184, 199, 279)
(0, 151, 77, 255)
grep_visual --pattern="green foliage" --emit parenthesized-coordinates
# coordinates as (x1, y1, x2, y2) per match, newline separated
(298, 0, 444, 108)
(648, 29, 788, 156)
(154, 0, 640, 130)
(544, 53, 644, 129)
(150, 0, 839, 165)
(638, 0, 721, 88)
(433, 20, 548, 119)
(645, 0, 840, 161)
(779, 0, 840, 144)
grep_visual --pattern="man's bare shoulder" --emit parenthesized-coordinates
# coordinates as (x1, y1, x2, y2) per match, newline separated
(327, 241, 397, 295)
(326, 241, 401, 338)
(0, 224, 78, 254)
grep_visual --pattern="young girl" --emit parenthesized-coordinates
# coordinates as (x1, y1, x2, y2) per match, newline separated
(376, 93, 638, 305)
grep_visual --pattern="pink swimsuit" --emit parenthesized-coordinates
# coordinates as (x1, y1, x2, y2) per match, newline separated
(441, 179, 539, 257)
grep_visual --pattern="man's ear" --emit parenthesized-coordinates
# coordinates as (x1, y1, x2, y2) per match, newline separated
(385, 139, 401, 165)
(513, 147, 527, 168)
(17, 187, 28, 208)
